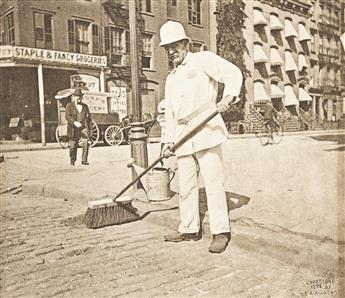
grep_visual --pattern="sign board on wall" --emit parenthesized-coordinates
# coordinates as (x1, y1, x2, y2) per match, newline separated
(82, 93, 108, 114)
(0, 46, 107, 68)
(110, 87, 127, 120)
(70, 74, 99, 92)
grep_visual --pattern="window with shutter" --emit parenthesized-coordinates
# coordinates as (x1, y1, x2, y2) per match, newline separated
(104, 26, 110, 52)
(68, 19, 75, 52)
(92, 24, 99, 55)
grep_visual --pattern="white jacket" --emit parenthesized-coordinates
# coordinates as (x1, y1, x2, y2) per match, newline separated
(164, 51, 243, 157)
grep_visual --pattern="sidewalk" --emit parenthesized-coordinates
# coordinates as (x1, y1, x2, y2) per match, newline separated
(1, 129, 344, 153)
(2, 130, 344, 271)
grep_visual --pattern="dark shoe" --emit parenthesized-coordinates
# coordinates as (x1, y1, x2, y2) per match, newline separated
(82, 161, 89, 165)
(208, 232, 231, 253)
(164, 232, 201, 242)
(70, 161, 75, 166)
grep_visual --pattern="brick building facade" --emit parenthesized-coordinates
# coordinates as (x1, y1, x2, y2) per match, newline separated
(0, 0, 210, 141)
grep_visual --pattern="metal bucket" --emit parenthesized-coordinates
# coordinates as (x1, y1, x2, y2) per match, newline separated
(146, 167, 175, 201)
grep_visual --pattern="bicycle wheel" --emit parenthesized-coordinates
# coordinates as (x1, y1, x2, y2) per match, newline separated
(258, 124, 270, 146)
(272, 125, 284, 144)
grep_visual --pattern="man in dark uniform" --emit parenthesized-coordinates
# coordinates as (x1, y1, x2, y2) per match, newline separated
(65, 88, 92, 166)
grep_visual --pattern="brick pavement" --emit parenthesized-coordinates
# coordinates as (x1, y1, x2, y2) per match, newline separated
(1, 192, 343, 298)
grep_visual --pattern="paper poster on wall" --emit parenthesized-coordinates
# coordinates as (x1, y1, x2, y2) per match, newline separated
(109, 87, 127, 120)
(82, 93, 108, 114)
(70, 74, 100, 92)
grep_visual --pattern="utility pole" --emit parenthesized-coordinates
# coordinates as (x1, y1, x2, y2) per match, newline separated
(128, 0, 148, 187)
(128, 0, 141, 121)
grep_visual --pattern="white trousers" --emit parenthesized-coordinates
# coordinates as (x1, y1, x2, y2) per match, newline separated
(177, 144, 230, 235)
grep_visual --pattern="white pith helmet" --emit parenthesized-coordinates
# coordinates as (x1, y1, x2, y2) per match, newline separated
(157, 99, 166, 113)
(159, 21, 190, 46)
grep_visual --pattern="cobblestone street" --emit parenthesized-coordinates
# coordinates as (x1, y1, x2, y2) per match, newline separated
(0, 192, 340, 298)
(1, 132, 344, 297)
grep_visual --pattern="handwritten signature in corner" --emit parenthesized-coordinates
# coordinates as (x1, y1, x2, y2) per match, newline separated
(304, 278, 338, 296)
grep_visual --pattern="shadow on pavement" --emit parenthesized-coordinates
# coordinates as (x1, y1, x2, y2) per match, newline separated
(310, 134, 345, 144)
(199, 188, 251, 229)
(325, 146, 345, 152)
(310, 134, 345, 152)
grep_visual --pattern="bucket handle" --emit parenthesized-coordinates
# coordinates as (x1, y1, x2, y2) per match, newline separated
(168, 168, 175, 184)
(158, 159, 175, 184)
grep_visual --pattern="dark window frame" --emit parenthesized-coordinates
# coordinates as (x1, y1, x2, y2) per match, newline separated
(34, 12, 53, 49)
(188, 0, 201, 25)
(5, 11, 15, 45)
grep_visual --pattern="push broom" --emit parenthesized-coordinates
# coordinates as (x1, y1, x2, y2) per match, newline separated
(83, 99, 241, 229)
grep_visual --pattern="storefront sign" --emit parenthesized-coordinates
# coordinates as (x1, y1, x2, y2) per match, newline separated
(82, 93, 108, 114)
(0, 46, 13, 58)
(0, 46, 107, 68)
(110, 87, 127, 120)
(70, 74, 99, 92)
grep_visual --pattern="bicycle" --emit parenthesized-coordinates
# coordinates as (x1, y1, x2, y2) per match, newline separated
(257, 120, 284, 146)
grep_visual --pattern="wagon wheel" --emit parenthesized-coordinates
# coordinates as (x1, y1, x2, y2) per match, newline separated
(55, 126, 69, 149)
(89, 121, 100, 147)
(104, 125, 124, 146)
(79, 120, 99, 147)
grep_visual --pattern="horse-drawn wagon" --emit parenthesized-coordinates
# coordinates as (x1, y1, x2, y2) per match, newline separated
(54, 88, 157, 148)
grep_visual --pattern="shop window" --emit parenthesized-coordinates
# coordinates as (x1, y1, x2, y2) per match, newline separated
(34, 12, 53, 49)
(92, 24, 99, 55)
(142, 33, 153, 69)
(5, 11, 15, 45)
(188, 0, 201, 25)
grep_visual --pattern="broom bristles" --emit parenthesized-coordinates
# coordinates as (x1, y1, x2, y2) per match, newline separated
(83, 199, 141, 229)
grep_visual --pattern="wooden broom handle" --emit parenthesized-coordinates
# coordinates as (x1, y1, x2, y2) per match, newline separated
(114, 109, 219, 201)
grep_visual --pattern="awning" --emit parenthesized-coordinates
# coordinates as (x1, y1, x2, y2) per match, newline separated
(55, 88, 74, 99)
(298, 23, 311, 41)
(270, 15, 284, 31)
(284, 85, 299, 106)
(254, 81, 270, 102)
(284, 19, 298, 38)
(254, 9, 268, 26)
(254, 44, 268, 63)
(270, 48, 283, 66)
(299, 87, 312, 102)
(271, 84, 285, 98)
(285, 51, 298, 72)
(298, 53, 309, 71)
